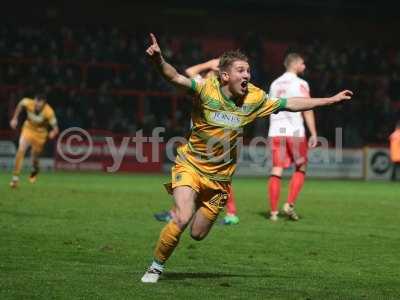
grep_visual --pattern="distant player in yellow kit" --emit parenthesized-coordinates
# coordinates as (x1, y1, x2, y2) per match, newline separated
(141, 33, 353, 283)
(9, 93, 59, 188)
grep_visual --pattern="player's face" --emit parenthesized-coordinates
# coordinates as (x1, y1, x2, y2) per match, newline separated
(296, 59, 306, 75)
(225, 60, 251, 98)
(34, 98, 46, 111)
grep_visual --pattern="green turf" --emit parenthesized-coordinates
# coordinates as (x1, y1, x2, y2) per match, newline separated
(1, 172, 400, 299)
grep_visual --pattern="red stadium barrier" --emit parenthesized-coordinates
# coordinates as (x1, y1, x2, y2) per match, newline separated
(54, 131, 165, 173)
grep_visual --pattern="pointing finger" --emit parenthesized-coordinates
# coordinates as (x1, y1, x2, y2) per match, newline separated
(150, 33, 158, 45)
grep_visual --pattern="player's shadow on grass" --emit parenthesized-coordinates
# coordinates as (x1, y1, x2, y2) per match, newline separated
(256, 211, 269, 219)
(162, 272, 266, 280)
(256, 211, 302, 220)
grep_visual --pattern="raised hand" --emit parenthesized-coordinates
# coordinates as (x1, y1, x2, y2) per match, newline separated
(208, 58, 220, 71)
(10, 118, 18, 130)
(331, 90, 353, 103)
(145, 33, 163, 64)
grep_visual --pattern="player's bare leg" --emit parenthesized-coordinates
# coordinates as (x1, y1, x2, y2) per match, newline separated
(284, 164, 307, 221)
(269, 166, 283, 221)
(142, 186, 197, 283)
(10, 137, 30, 188)
(190, 207, 218, 241)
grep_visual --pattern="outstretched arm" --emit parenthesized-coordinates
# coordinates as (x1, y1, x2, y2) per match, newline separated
(47, 112, 59, 139)
(146, 33, 192, 90)
(185, 58, 219, 78)
(284, 90, 353, 112)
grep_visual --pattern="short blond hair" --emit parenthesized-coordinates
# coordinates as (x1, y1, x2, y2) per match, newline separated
(218, 50, 248, 72)
(284, 53, 303, 69)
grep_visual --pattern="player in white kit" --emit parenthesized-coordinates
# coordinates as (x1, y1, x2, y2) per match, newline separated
(267, 53, 318, 221)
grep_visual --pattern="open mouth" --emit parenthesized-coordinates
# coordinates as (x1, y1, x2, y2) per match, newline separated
(241, 80, 248, 89)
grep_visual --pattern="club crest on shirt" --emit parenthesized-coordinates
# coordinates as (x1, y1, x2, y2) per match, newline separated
(236, 104, 256, 113)
(205, 98, 221, 109)
(175, 173, 182, 182)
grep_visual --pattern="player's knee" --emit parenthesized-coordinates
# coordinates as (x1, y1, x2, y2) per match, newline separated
(271, 167, 283, 177)
(296, 163, 307, 173)
(190, 234, 204, 241)
(17, 146, 27, 154)
(190, 230, 206, 241)
(172, 211, 192, 229)
(173, 217, 190, 229)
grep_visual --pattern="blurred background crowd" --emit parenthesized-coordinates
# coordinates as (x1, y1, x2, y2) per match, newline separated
(1, 23, 399, 146)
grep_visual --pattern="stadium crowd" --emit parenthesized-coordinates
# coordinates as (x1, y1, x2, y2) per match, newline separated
(1, 25, 400, 146)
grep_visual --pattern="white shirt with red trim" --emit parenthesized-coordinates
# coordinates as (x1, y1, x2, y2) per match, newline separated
(268, 72, 310, 137)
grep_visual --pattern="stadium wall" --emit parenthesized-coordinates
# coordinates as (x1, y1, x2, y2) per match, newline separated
(236, 146, 394, 180)
(0, 139, 393, 180)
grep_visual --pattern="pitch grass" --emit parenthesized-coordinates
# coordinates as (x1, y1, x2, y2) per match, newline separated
(1, 172, 400, 300)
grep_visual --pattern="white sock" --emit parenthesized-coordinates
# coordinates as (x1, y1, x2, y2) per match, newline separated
(12, 175, 19, 181)
(150, 260, 164, 272)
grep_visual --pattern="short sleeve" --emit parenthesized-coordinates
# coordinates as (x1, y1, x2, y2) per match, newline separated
(18, 98, 29, 108)
(192, 74, 203, 83)
(256, 93, 287, 118)
(268, 82, 276, 98)
(298, 81, 310, 97)
(189, 78, 204, 95)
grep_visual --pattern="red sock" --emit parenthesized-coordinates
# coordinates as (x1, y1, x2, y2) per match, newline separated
(287, 171, 305, 205)
(268, 175, 281, 212)
(226, 185, 237, 215)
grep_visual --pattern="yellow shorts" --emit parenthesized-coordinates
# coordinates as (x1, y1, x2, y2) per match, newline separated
(164, 162, 230, 222)
(21, 127, 47, 153)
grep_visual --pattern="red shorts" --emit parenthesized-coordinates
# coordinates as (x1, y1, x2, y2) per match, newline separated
(270, 136, 308, 168)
